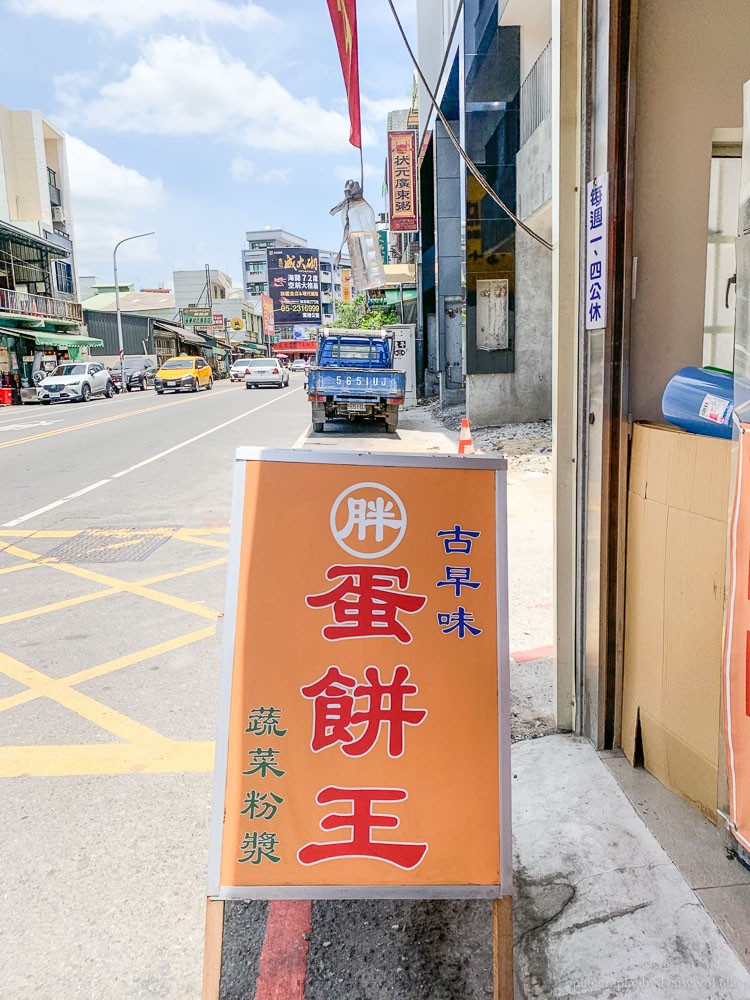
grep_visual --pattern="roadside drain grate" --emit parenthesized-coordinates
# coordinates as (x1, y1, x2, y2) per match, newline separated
(46, 527, 179, 563)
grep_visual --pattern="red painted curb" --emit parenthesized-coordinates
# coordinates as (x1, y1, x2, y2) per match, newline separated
(254, 900, 312, 1000)
(511, 644, 554, 663)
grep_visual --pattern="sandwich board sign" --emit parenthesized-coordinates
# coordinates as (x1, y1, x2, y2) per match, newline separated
(207, 449, 511, 900)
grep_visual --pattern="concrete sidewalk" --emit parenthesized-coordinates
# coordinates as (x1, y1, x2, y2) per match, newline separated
(513, 735, 750, 999)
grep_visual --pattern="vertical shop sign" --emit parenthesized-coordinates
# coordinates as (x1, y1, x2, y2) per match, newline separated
(261, 294, 276, 340)
(342, 268, 352, 304)
(585, 173, 609, 330)
(208, 450, 511, 898)
(724, 424, 750, 853)
(388, 131, 418, 233)
(267, 249, 322, 326)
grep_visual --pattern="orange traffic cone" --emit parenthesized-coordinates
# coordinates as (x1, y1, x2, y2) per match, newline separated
(458, 417, 475, 455)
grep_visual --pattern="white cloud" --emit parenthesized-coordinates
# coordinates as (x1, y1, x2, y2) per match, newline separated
(8, 0, 271, 34)
(229, 156, 291, 184)
(334, 163, 382, 182)
(65, 136, 165, 264)
(361, 95, 414, 123)
(55, 36, 369, 153)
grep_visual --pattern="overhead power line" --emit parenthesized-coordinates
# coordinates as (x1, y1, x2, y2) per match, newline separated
(386, 0, 554, 253)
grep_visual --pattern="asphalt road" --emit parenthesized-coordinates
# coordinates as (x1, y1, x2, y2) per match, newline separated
(0, 379, 493, 1000)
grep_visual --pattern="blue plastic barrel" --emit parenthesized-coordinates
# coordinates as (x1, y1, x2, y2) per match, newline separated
(661, 366, 734, 439)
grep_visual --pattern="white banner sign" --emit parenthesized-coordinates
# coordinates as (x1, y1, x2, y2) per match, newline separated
(585, 174, 609, 331)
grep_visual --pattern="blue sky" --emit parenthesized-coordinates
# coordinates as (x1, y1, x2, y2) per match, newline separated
(0, 0, 416, 289)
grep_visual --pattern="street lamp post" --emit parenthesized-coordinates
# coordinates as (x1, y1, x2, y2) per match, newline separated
(113, 232, 155, 390)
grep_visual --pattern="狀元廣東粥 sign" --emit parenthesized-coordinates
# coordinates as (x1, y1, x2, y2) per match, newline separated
(388, 130, 418, 233)
(267, 248, 322, 326)
(208, 450, 511, 899)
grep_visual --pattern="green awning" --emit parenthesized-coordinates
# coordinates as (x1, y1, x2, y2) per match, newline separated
(32, 332, 104, 348)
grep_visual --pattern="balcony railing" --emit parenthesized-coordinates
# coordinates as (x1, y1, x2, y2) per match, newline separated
(0, 287, 82, 324)
(520, 40, 552, 147)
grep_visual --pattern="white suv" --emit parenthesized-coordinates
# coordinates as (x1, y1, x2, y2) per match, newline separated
(37, 362, 114, 404)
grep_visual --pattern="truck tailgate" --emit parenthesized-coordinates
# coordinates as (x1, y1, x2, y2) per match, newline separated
(309, 368, 406, 398)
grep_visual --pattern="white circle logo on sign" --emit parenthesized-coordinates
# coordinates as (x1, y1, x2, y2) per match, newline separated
(330, 482, 407, 559)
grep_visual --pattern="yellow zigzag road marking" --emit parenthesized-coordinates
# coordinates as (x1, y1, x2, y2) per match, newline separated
(0, 624, 217, 714)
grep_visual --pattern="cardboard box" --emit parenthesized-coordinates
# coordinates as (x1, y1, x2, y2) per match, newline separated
(621, 422, 731, 819)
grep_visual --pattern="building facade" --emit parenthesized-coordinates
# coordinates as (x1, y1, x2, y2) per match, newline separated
(241, 228, 351, 329)
(173, 268, 263, 356)
(0, 103, 96, 403)
(416, 0, 552, 422)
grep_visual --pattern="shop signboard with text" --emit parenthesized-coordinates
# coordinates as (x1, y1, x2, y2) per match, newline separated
(182, 308, 212, 328)
(267, 249, 322, 326)
(388, 130, 418, 233)
(208, 450, 511, 899)
(261, 295, 275, 340)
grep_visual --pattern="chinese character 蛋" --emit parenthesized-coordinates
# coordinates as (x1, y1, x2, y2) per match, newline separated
(245, 706, 287, 737)
(297, 787, 428, 869)
(300, 664, 426, 758)
(437, 607, 482, 638)
(306, 566, 427, 643)
(242, 747, 285, 779)
(238, 831, 281, 865)
(436, 525, 481, 555)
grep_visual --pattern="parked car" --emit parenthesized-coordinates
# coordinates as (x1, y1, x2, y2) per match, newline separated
(110, 356, 156, 392)
(37, 362, 114, 404)
(154, 356, 213, 393)
(244, 357, 290, 389)
(229, 358, 257, 382)
(289, 358, 307, 372)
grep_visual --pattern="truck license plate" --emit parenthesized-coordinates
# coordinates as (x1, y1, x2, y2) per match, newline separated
(349, 403, 368, 412)
(167, 380, 176, 386)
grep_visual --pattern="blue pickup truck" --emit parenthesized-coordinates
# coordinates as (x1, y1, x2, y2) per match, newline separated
(307, 331, 407, 434)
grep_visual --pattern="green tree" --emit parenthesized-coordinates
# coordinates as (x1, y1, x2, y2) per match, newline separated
(330, 294, 398, 329)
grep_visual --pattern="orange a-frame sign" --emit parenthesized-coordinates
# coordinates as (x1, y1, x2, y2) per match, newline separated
(207, 449, 511, 899)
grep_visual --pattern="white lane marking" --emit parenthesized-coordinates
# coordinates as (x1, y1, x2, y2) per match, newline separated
(0, 420, 62, 432)
(3, 389, 301, 527)
(3, 480, 112, 527)
(291, 424, 312, 450)
(111, 388, 301, 479)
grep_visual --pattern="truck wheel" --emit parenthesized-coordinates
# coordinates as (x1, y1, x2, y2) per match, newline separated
(313, 422, 324, 433)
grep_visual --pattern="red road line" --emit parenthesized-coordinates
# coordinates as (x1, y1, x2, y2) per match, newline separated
(511, 644, 554, 663)
(255, 900, 312, 1000)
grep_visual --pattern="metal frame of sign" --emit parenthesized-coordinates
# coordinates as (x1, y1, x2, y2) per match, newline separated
(207, 448, 512, 900)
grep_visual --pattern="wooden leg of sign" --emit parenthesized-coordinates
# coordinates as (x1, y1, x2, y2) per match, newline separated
(493, 896, 514, 999)
(202, 898, 225, 1000)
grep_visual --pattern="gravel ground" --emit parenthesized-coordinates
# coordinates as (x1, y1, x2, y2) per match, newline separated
(422, 400, 552, 475)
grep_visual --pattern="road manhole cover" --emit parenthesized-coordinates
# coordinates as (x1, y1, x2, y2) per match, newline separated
(46, 527, 179, 563)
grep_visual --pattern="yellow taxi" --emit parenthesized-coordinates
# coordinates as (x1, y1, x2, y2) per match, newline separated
(154, 355, 213, 394)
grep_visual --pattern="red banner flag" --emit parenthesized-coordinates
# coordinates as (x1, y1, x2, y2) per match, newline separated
(326, 0, 362, 149)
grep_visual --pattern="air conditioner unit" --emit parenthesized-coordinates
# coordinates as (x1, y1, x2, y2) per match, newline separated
(51, 206, 65, 222)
